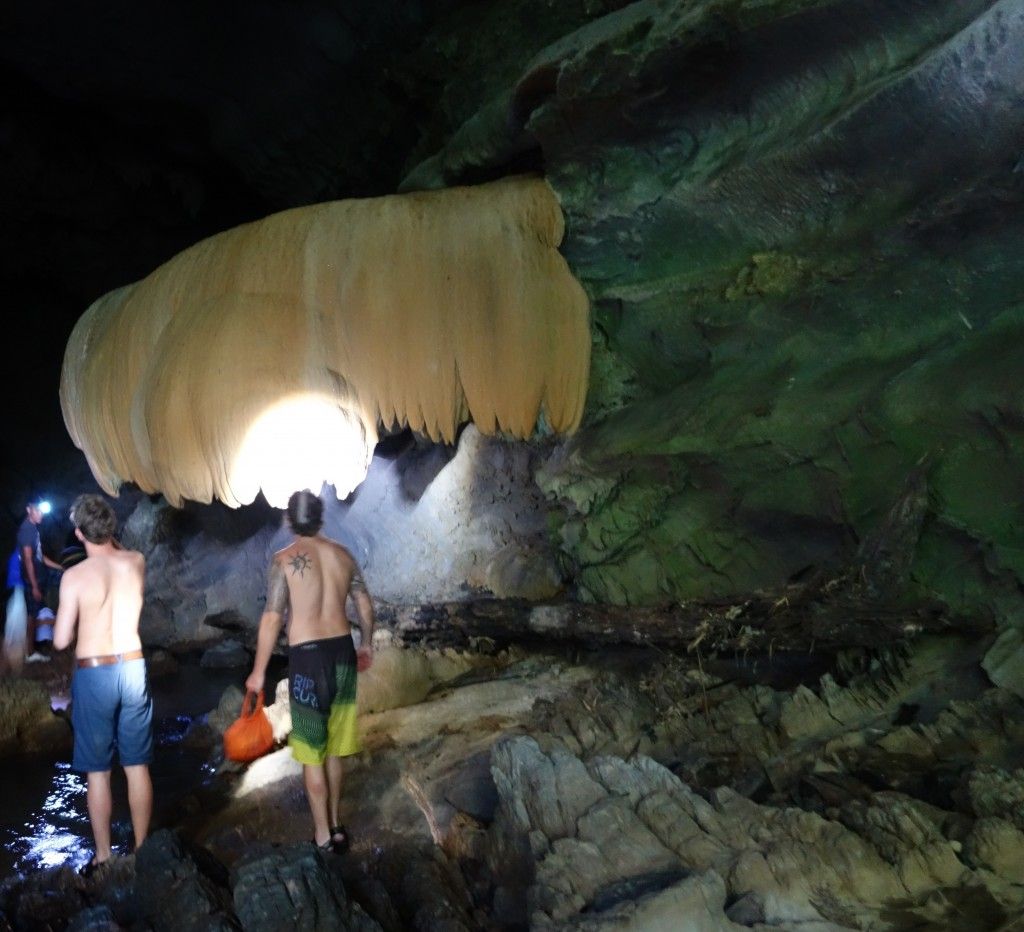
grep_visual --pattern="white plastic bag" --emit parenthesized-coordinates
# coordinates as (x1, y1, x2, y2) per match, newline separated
(4, 585, 27, 659)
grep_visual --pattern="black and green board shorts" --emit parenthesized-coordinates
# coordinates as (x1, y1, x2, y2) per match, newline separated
(288, 634, 360, 765)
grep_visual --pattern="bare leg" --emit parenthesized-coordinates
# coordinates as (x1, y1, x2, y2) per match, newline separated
(24, 614, 36, 658)
(86, 770, 113, 863)
(124, 764, 153, 849)
(303, 763, 330, 846)
(326, 756, 344, 829)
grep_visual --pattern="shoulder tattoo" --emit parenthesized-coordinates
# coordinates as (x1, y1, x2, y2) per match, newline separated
(289, 552, 313, 577)
(266, 561, 289, 614)
(350, 565, 367, 594)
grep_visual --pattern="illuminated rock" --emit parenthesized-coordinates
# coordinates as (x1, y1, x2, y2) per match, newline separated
(60, 176, 589, 508)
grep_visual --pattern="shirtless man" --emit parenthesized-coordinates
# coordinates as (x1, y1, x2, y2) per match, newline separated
(53, 494, 152, 874)
(245, 489, 374, 852)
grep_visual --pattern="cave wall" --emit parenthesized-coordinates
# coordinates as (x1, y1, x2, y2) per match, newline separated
(401, 0, 1024, 630)
(7, 0, 1024, 647)
(122, 428, 563, 645)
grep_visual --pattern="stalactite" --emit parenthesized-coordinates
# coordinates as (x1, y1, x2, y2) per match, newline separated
(60, 176, 590, 507)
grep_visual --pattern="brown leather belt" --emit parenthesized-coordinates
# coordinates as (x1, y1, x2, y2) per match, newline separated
(77, 650, 145, 668)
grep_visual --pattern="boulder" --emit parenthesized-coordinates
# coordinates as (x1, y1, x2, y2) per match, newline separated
(983, 628, 1024, 699)
(0, 677, 72, 757)
(200, 639, 250, 670)
(133, 830, 237, 932)
(208, 685, 245, 737)
(231, 843, 381, 931)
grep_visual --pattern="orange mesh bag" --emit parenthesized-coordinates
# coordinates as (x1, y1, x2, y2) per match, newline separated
(223, 690, 274, 763)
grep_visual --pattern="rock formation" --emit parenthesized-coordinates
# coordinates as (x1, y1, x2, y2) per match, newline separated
(3, 1, 1024, 928)
(59, 177, 589, 508)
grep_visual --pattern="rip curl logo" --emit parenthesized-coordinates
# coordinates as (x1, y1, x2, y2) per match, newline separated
(292, 674, 319, 709)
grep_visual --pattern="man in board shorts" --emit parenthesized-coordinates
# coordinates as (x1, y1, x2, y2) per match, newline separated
(53, 494, 153, 875)
(246, 489, 375, 852)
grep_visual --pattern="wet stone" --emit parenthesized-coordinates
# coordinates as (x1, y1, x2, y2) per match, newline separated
(67, 904, 120, 931)
(442, 751, 499, 823)
(231, 843, 382, 932)
(133, 830, 237, 932)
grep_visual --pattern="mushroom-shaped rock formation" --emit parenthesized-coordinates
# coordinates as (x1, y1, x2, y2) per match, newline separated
(60, 176, 590, 508)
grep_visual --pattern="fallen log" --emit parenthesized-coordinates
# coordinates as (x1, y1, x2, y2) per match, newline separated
(379, 456, 993, 656)
(377, 588, 992, 656)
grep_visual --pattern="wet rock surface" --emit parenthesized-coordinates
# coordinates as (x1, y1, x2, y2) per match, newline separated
(232, 844, 381, 931)
(4, 634, 1024, 928)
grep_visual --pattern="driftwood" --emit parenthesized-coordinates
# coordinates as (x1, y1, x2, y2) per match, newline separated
(378, 590, 990, 656)
(380, 461, 992, 656)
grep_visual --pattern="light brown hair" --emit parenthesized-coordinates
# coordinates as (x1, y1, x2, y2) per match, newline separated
(71, 494, 117, 544)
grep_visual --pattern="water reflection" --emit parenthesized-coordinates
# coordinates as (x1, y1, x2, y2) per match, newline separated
(8, 764, 91, 871)
(1, 661, 280, 878)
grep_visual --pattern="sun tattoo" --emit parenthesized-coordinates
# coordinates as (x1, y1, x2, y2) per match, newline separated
(289, 552, 313, 577)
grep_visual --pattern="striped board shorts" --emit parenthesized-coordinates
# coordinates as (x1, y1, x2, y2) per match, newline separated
(288, 634, 360, 765)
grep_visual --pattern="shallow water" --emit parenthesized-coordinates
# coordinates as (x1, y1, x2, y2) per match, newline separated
(0, 659, 261, 877)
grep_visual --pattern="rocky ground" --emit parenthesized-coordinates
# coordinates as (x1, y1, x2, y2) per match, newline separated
(3, 628, 1024, 931)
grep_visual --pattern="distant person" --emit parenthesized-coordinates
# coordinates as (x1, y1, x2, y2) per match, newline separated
(3, 551, 27, 674)
(245, 490, 375, 853)
(18, 498, 64, 663)
(53, 494, 153, 875)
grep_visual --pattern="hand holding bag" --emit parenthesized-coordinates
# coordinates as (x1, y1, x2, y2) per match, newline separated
(223, 689, 274, 763)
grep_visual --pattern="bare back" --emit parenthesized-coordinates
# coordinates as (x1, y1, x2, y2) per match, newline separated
(62, 549, 145, 657)
(275, 535, 361, 645)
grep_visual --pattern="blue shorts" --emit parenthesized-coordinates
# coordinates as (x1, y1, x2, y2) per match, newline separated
(71, 658, 153, 772)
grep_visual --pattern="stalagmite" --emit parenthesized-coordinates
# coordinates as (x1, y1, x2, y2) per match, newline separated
(60, 176, 590, 507)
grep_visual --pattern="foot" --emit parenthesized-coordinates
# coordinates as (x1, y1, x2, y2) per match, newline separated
(79, 853, 111, 877)
(25, 652, 51, 663)
(329, 824, 349, 854)
(312, 835, 333, 852)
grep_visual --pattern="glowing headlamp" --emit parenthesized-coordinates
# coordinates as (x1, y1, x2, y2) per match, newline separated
(37, 501, 52, 515)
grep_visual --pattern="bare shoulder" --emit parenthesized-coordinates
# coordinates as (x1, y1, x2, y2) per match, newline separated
(324, 538, 356, 565)
(273, 542, 297, 563)
(62, 560, 88, 587)
(113, 548, 144, 569)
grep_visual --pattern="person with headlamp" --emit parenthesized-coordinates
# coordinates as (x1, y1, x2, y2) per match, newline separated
(17, 496, 63, 663)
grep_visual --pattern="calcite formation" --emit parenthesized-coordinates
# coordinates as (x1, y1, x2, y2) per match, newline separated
(60, 176, 589, 508)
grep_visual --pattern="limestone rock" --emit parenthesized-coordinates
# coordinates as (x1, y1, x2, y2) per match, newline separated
(67, 905, 120, 932)
(968, 767, 1024, 833)
(207, 685, 246, 738)
(61, 178, 589, 509)
(231, 844, 381, 931)
(532, 870, 741, 931)
(264, 675, 292, 742)
(200, 639, 250, 669)
(10, 868, 88, 930)
(486, 734, 1023, 929)
(133, 830, 237, 932)
(0, 677, 72, 757)
(965, 817, 1024, 884)
(147, 649, 179, 678)
(983, 628, 1024, 698)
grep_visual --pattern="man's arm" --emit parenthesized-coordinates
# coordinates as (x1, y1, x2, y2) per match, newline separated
(20, 544, 41, 601)
(245, 560, 288, 694)
(52, 573, 79, 651)
(350, 563, 375, 669)
(42, 554, 63, 571)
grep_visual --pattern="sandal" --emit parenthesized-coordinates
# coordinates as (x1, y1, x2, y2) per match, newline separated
(329, 824, 350, 854)
(313, 836, 333, 852)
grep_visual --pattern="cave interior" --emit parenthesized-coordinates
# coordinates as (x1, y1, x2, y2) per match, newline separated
(2, 1, 1024, 929)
